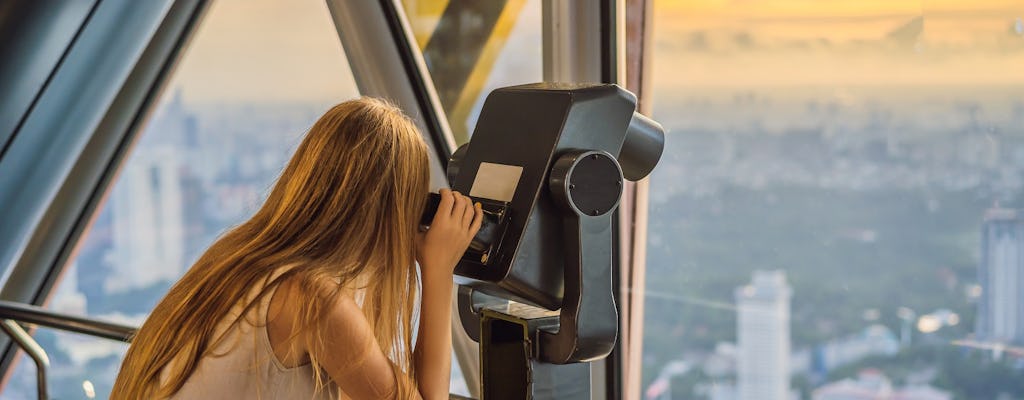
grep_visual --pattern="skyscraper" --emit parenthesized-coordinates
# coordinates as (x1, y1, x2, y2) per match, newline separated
(977, 207, 1024, 344)
(105, 146, 185, 293)
(736, 270, 792, 400)
(103, 90, 196, 293)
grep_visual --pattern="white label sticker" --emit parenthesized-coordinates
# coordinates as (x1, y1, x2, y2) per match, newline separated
(470, 162, 523, 202)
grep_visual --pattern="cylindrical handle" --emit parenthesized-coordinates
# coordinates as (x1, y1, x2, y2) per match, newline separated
(619, 112, 665, 181)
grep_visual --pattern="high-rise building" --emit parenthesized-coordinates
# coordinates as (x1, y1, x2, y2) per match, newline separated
(103, 90, 197, 293)
(736, 270, 791, 400)
(105, 145, 185, 293)
(977, 207, 1024, 344)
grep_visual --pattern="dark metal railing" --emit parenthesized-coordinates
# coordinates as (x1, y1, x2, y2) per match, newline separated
(0, 320, 48, 400)
(0, 300, 137, 342)
(0, 300, 137, 399)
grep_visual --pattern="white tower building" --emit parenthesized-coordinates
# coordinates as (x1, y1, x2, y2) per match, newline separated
(978, 207, 1024, 344)
(736, 270, 792, 400)
(105, 146, 185, 292)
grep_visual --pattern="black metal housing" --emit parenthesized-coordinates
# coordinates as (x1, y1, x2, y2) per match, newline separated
(449, 83, 639, 310)
(448, 83, 665, 366)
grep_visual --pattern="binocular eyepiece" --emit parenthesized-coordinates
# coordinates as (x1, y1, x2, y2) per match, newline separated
(420, 193, 510, 265)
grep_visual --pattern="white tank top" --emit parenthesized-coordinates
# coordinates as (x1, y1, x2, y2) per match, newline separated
(163, 272, 338, 399)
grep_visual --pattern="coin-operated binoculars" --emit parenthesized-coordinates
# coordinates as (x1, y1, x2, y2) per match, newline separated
(421, 83, 664, 399)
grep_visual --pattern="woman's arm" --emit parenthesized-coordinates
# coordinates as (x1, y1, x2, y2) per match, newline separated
(316, 289, 420, 399)
(270, 189, 480, 399)
(414, 189, 482, 399)
(413, 269, 453, 399)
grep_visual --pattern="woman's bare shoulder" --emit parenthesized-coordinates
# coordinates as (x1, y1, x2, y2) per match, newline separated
(268, 269, 364, 334)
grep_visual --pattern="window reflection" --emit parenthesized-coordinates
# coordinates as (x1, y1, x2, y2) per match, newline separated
(401, 0, 542, 144)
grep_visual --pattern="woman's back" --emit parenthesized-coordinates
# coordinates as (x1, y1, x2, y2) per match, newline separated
(163, 269, 336, 399)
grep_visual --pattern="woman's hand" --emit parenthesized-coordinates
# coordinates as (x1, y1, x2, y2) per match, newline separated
(413, 189, 479, 399)
(416, 189, 483, 279)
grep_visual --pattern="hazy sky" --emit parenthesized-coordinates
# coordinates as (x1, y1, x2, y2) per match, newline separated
(170, 0, 359, 104)
(166, 0, 1024, 104)
(652, 0, 1024, 87)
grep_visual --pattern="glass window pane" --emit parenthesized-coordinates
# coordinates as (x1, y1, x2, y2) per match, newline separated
(401, 0, 543, 145)
(643, 2, 1024, 400)
(2, 0, 361, 397)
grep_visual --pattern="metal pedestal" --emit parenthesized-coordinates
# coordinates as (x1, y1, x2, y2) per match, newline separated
(479, 306, 591, 400)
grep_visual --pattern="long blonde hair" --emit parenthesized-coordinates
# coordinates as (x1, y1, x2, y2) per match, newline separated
(111, 97, 430, 399)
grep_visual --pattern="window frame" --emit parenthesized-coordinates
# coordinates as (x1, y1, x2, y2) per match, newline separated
(0, 0, 211, 377)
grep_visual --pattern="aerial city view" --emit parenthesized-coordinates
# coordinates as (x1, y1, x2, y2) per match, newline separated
(2, 1, 1023, 399)
(641, 1, 1024, 399)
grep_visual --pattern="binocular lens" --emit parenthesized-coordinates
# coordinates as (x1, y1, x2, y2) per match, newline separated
(420, 193, 509, 265)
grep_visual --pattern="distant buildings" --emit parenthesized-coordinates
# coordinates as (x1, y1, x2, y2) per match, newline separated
(812, 369, 951, 400)
(977, 207, 1024, 344)
(736, 270, 792, 400)
(811, 325, 900, 376)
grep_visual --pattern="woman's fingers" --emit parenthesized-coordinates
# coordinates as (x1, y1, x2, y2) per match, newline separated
(418, 191, 487, 273)
(435, 189, 455, 225)
(462, 198, 476, 226)
(448, 191, 461, 217)
(470, 203, 483, 234)
(452, 191, 469, 218)
(435, 190, 481, 236)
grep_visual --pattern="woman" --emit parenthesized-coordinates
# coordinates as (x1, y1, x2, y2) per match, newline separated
(111, 97, 482, 399)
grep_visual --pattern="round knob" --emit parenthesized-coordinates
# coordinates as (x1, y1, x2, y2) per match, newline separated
(549, 151, 623, 217)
